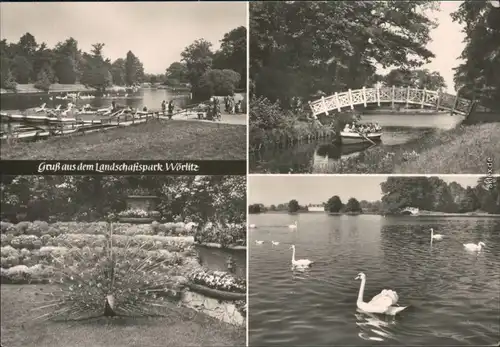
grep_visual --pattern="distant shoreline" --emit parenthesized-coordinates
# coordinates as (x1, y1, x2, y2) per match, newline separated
(0, 83, 143, 95)
(250, 211, 500, 217)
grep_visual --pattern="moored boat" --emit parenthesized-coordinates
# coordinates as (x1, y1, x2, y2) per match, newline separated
(340, 131, 382, 144)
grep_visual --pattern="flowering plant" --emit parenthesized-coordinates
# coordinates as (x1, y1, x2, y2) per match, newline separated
(189, 270, 246, 293)
(118, 209, 150, 218)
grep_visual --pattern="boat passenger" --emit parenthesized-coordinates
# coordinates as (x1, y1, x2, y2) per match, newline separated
(343, 124, 353, 133)
(374, 123, 381, 132)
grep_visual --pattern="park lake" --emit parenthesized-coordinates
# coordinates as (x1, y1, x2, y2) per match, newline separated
(248, 213, 500, 346)
(0, 87, 191, 113)
(250, 112, 466, 174)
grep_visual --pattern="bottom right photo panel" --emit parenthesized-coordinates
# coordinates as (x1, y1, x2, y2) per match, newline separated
(248, 175, 500, 347)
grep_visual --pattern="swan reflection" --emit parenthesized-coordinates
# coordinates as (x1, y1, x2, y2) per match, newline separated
(355, 309, 396, 342)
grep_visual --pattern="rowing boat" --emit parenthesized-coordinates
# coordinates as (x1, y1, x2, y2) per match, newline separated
(340, 131, 382, 144)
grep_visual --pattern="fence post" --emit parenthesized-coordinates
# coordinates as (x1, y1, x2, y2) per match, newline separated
(391, 85, 395, 109)
(348, 89, 354, 110)
(334, 92, 341, 111)
(362, 86, 367, 107)
(376, 85, 381, 106)
(406, 86, 411, 108)
(321, 96, 329, 116)
(421, 89, 426, 108)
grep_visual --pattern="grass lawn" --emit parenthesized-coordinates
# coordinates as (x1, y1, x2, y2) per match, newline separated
(396, 123, 500, 173)
(313, 123, 500, 174)
(1, 119, 246, 160)
(0, 284, 245, 347)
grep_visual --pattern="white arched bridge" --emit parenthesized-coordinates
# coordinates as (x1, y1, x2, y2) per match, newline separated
(308, 86, 474, 117)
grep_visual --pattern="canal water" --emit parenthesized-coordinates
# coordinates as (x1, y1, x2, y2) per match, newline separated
(250, 113, 466, 173)
(249, 213, 500, 346)
(0, 88, 191, 112)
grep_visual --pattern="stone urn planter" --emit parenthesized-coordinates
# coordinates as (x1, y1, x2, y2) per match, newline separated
(118, 195, 161, 224)
(194, 243, 246, 279)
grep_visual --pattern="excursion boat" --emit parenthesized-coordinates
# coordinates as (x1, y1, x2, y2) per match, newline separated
(339, 131, 382, 144)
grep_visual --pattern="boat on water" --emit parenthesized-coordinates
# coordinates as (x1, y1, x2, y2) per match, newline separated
(339, 131, 382, 144)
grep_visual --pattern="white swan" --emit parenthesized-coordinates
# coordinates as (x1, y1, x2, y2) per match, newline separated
(249, 224, 257, 229)
(355, 272, 407, 316)
(463, 242, 485, 252)
(271, 241, 280, 246)
(289, 221, 298, 230)
(255, 240, 264, 245)
(430, 228, 444, 241)
(290, 245, 313, 267)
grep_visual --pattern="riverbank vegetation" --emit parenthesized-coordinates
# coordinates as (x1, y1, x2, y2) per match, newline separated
(0, 119, 246, 160)
(1, 25, 246, 101)
(249, 176, 500, 215)
(164, 26, 246, 101)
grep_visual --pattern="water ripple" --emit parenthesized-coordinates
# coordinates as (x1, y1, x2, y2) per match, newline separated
(249, 214, 500, 346)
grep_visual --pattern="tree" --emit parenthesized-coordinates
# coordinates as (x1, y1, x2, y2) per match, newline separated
(110, 58, 126, 86)
(80, 43, 113, 92)
(250, 1, 438, 103)
(325, 195, 343, 213)
(248, 204, 262, 214)
(458, 187, 481, 212)
(344, 198, 362, 213)
(165, 62, 189, 86)
(198, 69, 241, 98)
(125, 51, 144, 86)
(269, 204, 276, 211)
(452, 1, 500, 110)
(213, 26, 247, 90)
(288, 199, 300, 213)
(53, 38, 80, 84)
(383, 68, 447, 91)
(34, 67, 52, 92)
(12, 55, 33, 84)
(181, 39, 213, 98)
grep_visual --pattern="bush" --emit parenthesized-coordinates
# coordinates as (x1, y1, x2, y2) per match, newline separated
(198, 69, 241, 98)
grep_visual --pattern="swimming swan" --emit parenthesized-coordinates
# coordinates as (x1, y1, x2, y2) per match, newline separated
(355, 272, 408, 316)
(463, 242, 485, 252)
(289, 221, 298, 230)
(290, 245, 313, 267)
(271, 241, 280, 246)
(430, 228, 444, 241)
(255, 240, 264, 245)
(249, 224, 257, 229)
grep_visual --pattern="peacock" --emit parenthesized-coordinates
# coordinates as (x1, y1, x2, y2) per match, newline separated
(32, 223, 192, 321)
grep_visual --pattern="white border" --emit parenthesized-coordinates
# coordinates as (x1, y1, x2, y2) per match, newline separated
(245, 1, 250, 345)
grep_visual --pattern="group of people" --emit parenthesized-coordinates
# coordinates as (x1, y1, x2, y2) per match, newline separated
(223, 95, 242, 114)
(161, 100, 175, 119)
(343, 121, 382, 134)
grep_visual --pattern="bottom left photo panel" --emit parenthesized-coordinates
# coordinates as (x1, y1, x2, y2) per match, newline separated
(0, 175, 246, 347)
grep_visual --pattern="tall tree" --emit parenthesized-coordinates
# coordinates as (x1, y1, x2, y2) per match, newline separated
(181, 39, 213, 98)
(213, 26, 247, 90)
(165, 62, 189, 86)
(288, 199, 300, 213)
(250, 1, 438, 104)
(125, 51, 144, 86)
(344, 198, 362, 213)
(325, 195, 343, 213)
(452, 1, 500, 109)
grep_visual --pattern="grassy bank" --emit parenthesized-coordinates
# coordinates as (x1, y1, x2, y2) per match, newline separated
(0, 119, 246, 160)
(0, 285, 245, 347)
(320, 123, 500, 174)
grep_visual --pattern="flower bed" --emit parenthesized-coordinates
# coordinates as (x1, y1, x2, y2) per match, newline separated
(194, 222, 246, 247)
(0, 221, 197, 237)
(188, 270, 246, 294)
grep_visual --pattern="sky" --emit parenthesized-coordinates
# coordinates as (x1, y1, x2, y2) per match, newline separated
(248, 175, 487, 206)
(0, 2, 246, 74)
(377, 1, 465, 93)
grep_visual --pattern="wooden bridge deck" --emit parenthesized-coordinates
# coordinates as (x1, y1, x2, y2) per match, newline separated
(308, 86, 474, 117)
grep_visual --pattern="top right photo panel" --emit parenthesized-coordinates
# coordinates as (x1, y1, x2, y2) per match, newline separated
(249, 1, 500, 174)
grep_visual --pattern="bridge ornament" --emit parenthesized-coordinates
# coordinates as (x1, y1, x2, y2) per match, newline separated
(308, 86, 474, 117)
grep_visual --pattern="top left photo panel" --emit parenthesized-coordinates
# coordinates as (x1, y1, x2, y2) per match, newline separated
(0, 2, 247, 161)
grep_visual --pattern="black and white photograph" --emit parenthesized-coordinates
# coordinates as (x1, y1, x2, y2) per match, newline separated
(0, 175, 246, 347)
(0, 2, 247, 160)
(248, 175, 500, 346)
(249, 1, 500, 174)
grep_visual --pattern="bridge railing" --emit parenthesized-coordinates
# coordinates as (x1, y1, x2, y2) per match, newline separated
(308, 86, 474, 117)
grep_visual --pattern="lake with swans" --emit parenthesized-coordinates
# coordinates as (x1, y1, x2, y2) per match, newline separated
(248, 213, 500, 346)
